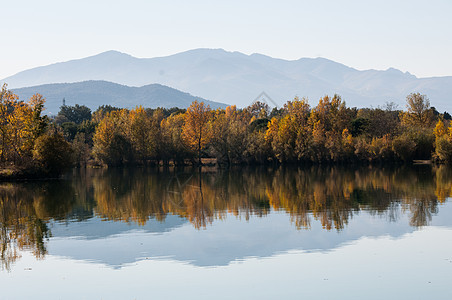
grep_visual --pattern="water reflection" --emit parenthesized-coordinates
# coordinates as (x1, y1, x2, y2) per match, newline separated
(91, 165, 450, 230)
(1, 165, 452, 270)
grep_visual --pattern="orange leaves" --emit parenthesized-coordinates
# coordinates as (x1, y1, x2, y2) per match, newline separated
(225, 105, 237, 119)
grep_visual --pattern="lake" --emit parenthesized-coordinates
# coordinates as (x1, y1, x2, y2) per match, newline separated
(1, 165, 452, 299)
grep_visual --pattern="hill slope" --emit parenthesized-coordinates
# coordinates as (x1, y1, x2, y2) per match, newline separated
(3, 49, 452, 111)
(12, 81, 226, 115)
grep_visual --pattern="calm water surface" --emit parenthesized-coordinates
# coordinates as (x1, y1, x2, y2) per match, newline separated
(1, 165, 452, 299)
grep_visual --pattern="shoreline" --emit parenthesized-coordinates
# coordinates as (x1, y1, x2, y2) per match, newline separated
(1, 158, 441, 181)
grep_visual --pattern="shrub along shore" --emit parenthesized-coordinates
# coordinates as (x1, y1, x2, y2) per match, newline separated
(1, 83, 452, 179)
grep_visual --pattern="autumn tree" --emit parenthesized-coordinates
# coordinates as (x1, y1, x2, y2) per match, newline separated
(306, 95, 354, 161)
(401, 93, 435, 127)
(246, 101, 270, 119)
(92, 105, 121, 123)
(355, 105, 399, 138)
(8, 101, 30, 163)
(434, 119, 447, 139)
(0, 87, 48, 166)
(210, 105, 248, 164)
(225, 106, 249, 163)
(182, 101, 212, 164)
(435, 136, 452, 163)
(433, 119, 452, 162)
(0, 84, 18, 163)
(161, 112, 192, 164)
(209, 108, 232, 164)
(92, 109, 132, 166)
(283, 97, 311, 161)
(148, 109, 165, 160)
(127, 106, 153, 161)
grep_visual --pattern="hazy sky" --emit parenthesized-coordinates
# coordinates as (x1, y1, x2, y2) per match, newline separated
(1, 0, 451, 79)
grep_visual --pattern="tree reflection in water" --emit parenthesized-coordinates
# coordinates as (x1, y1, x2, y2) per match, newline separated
(1, 164, 452, 270)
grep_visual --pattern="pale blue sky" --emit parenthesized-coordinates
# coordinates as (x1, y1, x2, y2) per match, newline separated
(1, 0, 451, 79)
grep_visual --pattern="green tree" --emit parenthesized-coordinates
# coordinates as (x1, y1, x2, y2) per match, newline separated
(392, 134, 416, 162)
(72, 132, 90, 167)
(56, 104, 92, 124)
(33, 132, 74, 176)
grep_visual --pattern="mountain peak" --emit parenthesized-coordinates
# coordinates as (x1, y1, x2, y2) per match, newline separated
(89, 50, 135, 59)
(385, 67, 416, 78)
(386, 67, 403, 73)
(169, 48, 245, 59)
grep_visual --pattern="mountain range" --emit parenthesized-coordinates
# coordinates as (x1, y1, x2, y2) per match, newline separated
(2, 49, 452, 112)
(11, 81, 226, 115)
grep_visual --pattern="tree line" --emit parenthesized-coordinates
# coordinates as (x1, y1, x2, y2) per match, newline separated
(1, 82, 452, 175)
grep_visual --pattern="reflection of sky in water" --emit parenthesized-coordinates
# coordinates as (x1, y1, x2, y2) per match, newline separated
(3, 225, 452, 299)
(44, 202, 452, 268)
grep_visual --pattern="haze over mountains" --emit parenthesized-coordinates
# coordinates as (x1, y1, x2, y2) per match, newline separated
(11, 81, 226, 115)
(2, 49, 452, 112)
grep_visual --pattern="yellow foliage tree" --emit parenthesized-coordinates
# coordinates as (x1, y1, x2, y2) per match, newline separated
(161, 112, 189, 164)
(0, 84, 17, 163)
(182, 101, 212, 164)
(434, 119, 447, 139)
(400, 93, 435, 127)
(0, 87, 47, 165)
(210, 105, 248, 164)
(128, 106, 153, 160)
(92, 109, 132, 165)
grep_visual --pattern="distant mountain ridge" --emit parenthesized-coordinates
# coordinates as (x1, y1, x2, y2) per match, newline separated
(12, 81, 226, 115)
(3, 49, 452, 111)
